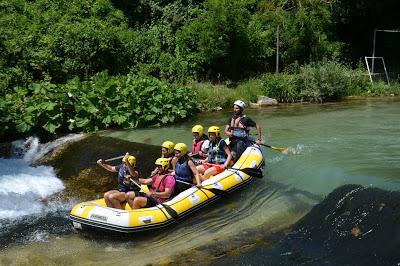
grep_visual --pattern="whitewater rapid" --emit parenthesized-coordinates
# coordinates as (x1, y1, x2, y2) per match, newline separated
(0, 135, 83, 220)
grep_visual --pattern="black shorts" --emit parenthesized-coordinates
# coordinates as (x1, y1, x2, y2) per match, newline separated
(132, 191, 158, 208)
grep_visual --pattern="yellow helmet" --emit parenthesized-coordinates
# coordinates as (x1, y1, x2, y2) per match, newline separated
(174, 143, 187, 155)
(122, 155, 136, 166)
(162, 140, 175, 154)
(192, 125, 204, 137)
(155, 158, 170, 172)
(208, 126, 221, 137)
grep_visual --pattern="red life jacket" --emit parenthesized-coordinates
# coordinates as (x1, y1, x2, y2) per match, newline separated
(151, 174, 173, 203)
(192, 139, 204, 153)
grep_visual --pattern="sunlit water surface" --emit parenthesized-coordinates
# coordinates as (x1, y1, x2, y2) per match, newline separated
(1, 98, 399, 265)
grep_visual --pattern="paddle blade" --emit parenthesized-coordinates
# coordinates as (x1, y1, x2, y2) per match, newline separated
(230, 167, 263, 178)
(205, 187, 230, 197)
(161, 203, 179, 220)
(271, 146, 287, 152)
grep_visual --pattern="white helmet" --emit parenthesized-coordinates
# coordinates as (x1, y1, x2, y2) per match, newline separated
(233, 100, 245, 109)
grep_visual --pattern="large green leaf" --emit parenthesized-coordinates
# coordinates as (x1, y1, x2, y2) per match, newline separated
(16, 121, 31, 133)
(43, 122, 61, 133)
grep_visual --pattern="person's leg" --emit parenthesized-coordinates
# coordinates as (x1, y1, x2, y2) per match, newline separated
(104, 190, 118, 207)
(196, 164, 206, 174)
(126, 191, 137, 209)
(203, 167, 218, 180)
(108, 191, 127, 209)
(132, 196, 149, 209)
(235, 140, 247, 158)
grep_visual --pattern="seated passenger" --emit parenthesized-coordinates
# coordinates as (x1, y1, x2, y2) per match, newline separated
(196, 126, 232, 180)
(150, 140, 175, 176)
(188, 125, 209, 166)
(127, 158, 175, 209)
(97, 154, 139, 209)
(171, 143, 202, 195)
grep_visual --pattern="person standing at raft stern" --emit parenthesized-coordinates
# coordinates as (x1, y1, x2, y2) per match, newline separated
(188, 125, 209, 166)
(150, 140, 175, 176)
(171, 143, 202, 195)
(96, 154, 140, 209)
(197, 126, 232, 180)
(224, 100, 262, 161)
(127, 158, 175, 209)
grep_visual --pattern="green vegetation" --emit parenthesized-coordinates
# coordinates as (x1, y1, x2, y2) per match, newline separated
(0, 72, 197, 141)
(1, 0, 399, 141)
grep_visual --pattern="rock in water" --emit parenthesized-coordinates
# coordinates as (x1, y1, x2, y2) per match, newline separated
(37, 135, 159, 200)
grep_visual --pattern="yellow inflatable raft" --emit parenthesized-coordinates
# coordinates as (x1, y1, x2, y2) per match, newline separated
(69, 145, 264, 233)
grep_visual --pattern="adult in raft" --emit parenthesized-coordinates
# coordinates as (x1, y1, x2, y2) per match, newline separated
(96, 154, 140, 209)
(150, 140, 175, 176)
(224, 100, 262, 161)
(188, 125, 210, 165)
(171, 143, 202, 195)
(126, 158, 175, 209)
(197, 126, 232, 180)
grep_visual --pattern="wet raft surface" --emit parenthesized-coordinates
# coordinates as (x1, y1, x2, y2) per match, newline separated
(213, 184, 400, 265)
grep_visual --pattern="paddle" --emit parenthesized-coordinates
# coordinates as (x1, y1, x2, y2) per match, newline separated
(229, 167, 263, 179)
(104, 155, 125, 162)
(249, 140, 291, 154)
(129, 178, 179, 220)
(175, 179, 229, 197)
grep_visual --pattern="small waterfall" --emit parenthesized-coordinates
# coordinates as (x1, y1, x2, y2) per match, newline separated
(0, 135, 84, 245)
(11, 134, 84, 163)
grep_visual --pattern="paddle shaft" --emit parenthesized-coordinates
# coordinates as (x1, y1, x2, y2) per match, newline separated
(104, 155, 124, 162)
(129, 178, 178, 219)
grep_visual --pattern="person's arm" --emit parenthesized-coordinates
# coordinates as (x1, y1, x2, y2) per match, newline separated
(97, 159, 117, 172)
(169, 157, 178, 176)
(150, 167, 159, 176)
(188, 159, 202, 186)
(255, 123, 262, 145)
(224, 125, 232, 138)
(123, 153, 139, 178)
(199, 140, 209, 158)
(243, 117, 262, 145)
(151, 187, 173, 198)
(139, 177, 153, 185)
(222, 144, 232, 169)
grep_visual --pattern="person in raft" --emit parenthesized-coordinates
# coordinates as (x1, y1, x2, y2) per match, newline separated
(196, 126, 232, 180)
(96, 154, 140, 209)
(188, 125, 210, 166)
(171, 143, 202, 195)
(224, 100, 262, 161)
(150, 140, 175, 176)
(126, 158, 175, 209)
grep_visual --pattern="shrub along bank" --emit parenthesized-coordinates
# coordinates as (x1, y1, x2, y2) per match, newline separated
(1, 61, 399, 142)
(195, 60, 399, 110)
(0, 72, 198, 142)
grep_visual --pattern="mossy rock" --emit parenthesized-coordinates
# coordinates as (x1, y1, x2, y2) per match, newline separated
(37, 134, 159, 200)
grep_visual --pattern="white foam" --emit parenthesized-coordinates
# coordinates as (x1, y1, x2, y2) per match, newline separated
(11, 134, 84, 163)
(0, 158, 65, 220)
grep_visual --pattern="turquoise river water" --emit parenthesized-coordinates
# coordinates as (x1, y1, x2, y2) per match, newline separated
(0, 97, 399, 265)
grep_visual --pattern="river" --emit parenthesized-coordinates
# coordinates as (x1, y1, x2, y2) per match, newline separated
(0, 97, 399, 265)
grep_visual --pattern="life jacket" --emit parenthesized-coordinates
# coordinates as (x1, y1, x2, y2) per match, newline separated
(175, 158, 193, 183)
(192, 139, 205, 154)
(118, 165, 139, 192)
(151, 174, 169, 193)
(229, 115, 249, 139)
(208, 139, 226, 164)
